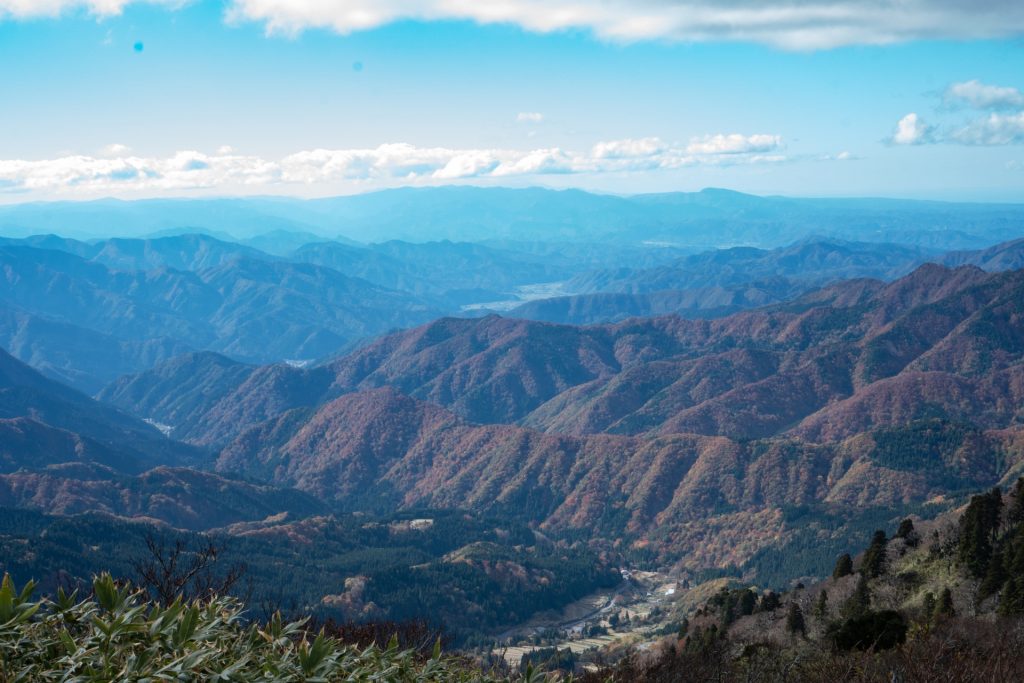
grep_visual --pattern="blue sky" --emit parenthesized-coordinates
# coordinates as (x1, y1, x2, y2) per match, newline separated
(1, 0, 1023, 202)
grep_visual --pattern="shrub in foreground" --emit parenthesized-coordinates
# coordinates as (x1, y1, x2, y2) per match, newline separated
(0, 573, 543, 682)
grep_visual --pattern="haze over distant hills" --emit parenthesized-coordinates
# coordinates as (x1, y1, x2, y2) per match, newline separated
(3, 187, 1024, 248)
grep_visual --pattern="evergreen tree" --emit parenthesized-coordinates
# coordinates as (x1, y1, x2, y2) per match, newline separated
(896, 518, 919, 547)
(997, 530, 1024, 615)
(785, 603, 806, 637)
(719, 591, 737, 629)
(684, 625, 720, 655)
(842, 575, 871, 619)
(998, 576, 1024, 616)
(1009, 478, 1024, 527)
(759, 591, 781, 612)
(738, 589, 757, 617)
(677, 617, 689, 639)
(934, 587, 955, 619)
(922, 591, 936, 619)
(860, 530, 888, 578)
(957, 489, 1004, 577)
(979, 546, 1008, 599)
(832, 553, 854, 579)
(813, 589, 829, 620)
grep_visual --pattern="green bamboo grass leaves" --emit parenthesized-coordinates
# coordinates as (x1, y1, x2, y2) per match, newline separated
(0, 573, 537, 682)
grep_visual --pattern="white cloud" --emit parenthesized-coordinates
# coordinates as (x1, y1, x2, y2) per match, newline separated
(818, 150, 856, 161)
(0, 0, 179, 19)
(685, 133, 782, 155)
(0, 135, 792, 196)
(221, 0, 1024, 50)
(951, 112, 1024, 145)
(889, 113, 932, 145)
(99, 143, 132, 157)
(944, 80, 1024, 110)
(593, 137, 665, 159)
(890, 81, 1024, 147)
(516, 112, 544, 123)
(5, 1, 1024, 49)
(0, 150, 279, 193)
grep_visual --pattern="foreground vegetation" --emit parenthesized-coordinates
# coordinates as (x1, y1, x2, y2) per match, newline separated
(0, 572, 558, 682)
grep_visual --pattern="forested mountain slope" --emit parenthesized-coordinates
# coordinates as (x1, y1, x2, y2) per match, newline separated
(107, 263, 1024, 446)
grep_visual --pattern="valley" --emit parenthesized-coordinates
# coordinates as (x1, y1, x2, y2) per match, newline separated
(5, 7, 1024, 678)
(1, 188, 1024, 667)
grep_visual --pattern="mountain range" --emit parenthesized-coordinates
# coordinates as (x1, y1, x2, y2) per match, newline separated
(3, 188, 1024, 635)
(3, 225, 1024, 395)
(508, 237, 1024, 325)
(4, 188, 1024, 249)
(0, 242, 445, 392)
(95, 262, 1024, 573)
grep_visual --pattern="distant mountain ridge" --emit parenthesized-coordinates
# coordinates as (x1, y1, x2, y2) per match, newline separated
(0, 242, 443, 391)
(103, 262, 1024, 447)
(3, 228, 1023, 393)
(506, 237, 1024, 325)
(3, 187, 1023, 248)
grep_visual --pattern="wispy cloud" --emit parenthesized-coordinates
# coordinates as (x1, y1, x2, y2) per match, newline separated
(99, 143, 132, 157)
(951, 112, 1024, 146)
(0, 134, 789, 195)
(5, 1, 1024, 49)
(944, 80, 1024, 111)
(516, 112, 544, 123)
(685, 133, 782, 155)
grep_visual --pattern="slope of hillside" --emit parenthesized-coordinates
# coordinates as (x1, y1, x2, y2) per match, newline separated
(587, 482, 1024, 683)
(941, 236, 1024, 271)
(212, 382, 1024, 573)
(0, 346, 338, 531)
(106, 264, 1024, 453)
(0, 245, 442, 390)
(0, 464, 326, 530)
(0, 348, 202, 470)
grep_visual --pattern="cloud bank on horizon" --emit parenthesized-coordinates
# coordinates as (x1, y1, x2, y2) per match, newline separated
(4, 0, 1024, 49)
(0, 135, 793, 195)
